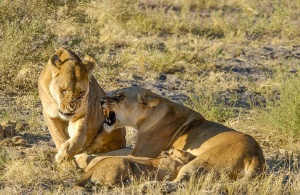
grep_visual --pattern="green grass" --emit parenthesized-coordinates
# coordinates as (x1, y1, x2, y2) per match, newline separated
(0, 0, 59, 92)
(260, 75, 300, 137)
(188, 90, 237, 123)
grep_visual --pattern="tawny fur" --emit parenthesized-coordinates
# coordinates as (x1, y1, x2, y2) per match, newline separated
(75, 147, 133, 169)
(38, 48, 126, 163)
(75, 149, 196, 188)
(100, 87, 265, 183)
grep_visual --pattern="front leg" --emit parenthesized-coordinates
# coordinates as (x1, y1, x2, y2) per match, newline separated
(43, 113, 68, 150)
(56, 117, 87, 163)
(85, 127, 126, 154)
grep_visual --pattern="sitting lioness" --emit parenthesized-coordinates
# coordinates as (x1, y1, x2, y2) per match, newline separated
(38, 48, 126, 163)
(101, 87, 265, 185)
(75, 148, 196, 188)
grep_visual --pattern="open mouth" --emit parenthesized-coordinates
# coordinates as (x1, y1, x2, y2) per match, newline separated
(105, 111, 116, 126)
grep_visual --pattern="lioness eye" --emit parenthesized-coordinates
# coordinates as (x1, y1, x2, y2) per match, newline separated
(61, 89, 66, 94)
(78, 91, 85, 98)
(118, 94, 124, 100)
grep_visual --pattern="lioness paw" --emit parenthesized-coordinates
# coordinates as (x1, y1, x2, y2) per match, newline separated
(84, 147, 96, 155)
(55, 149, 71, 163)
(55, 152, 68, 163)
(55, 141, 73, 163)
(84, 146, 107, 154)
(74, 153, 90, 169)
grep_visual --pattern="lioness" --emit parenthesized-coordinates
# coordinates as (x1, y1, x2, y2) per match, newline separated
(38, 48, 126, 163)
(101, 87, 265, 184)
(75, 148, 196, 188)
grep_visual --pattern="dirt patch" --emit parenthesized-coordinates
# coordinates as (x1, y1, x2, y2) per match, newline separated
(106, 45, 299, 112)
(0, 121, 30, 147)
(1, 136, 28, 147)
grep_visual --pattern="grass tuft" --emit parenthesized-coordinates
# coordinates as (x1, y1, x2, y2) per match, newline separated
(260, 75, 300, 137)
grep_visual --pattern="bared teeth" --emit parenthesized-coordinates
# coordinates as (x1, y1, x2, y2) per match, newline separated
(104, 111, 116, 126)
(103, 109, 108, 116)
(105, 118, 112, 125)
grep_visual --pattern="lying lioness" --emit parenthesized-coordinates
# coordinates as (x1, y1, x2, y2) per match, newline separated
(75, 149, 195, 188)
(101, 87, 265, 185)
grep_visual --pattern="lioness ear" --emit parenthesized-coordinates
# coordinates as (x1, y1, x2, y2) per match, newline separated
(82, 55, 95, 75)
(50, 48, 66, 68)
(51, 54, 63, 68)
(138, 94, 160, 107)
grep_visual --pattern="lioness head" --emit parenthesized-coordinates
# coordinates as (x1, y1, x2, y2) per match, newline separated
(101, 87, 160, 132)
(49, 48, 95, 120)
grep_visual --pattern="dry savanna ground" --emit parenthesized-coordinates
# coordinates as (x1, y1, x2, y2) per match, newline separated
(0, 0, 300, 194)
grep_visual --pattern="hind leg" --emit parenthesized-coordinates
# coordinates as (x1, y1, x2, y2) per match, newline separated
(173, 156, 209, 183)
(141, 156, 209, 193)
(164, 156, 209, 192)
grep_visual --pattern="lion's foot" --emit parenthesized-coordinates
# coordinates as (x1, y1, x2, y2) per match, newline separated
(74, 153, 92, 169)
(84, 147, 97, 155)
(55, 141, 74, 163)
(55, 150, 70, 163)
(84, 144, 110, 154)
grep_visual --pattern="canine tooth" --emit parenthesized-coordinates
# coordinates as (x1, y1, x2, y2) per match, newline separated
(103, 109, 108, 116)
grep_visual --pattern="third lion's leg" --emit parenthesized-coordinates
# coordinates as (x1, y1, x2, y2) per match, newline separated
(85, 127, 126, 154)
(140, 156, 209, 193)
(173, 156, 208, 183)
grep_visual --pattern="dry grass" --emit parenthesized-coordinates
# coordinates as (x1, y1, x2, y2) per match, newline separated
(0, 0, 299, 194)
